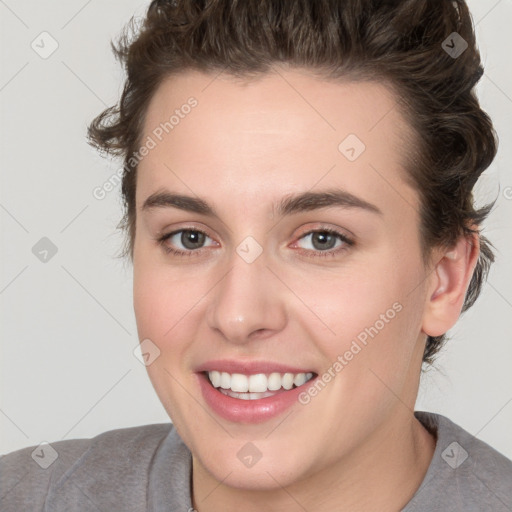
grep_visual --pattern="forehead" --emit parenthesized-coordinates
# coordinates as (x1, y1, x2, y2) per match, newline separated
(137, 68, 416, 212)
(143, 68, 406, 143)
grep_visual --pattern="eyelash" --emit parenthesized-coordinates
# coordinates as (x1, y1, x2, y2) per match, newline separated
(156, 227, 354, 259)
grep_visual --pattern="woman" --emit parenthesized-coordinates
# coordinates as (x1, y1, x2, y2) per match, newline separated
(2, 0, 511, 510)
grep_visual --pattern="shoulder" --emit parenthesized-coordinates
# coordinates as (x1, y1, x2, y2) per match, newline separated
(405, 411, 512, 511)
(0, 423, 173, 512)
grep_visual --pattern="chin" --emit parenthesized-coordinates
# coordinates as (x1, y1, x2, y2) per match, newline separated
(200, 458, 309, 491)
(193, 435, 318, 491)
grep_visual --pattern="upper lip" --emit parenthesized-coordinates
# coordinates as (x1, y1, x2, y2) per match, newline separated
(195, 359, 315, 375)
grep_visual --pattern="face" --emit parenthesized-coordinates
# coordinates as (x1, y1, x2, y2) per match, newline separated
(133, 68, 431, 490)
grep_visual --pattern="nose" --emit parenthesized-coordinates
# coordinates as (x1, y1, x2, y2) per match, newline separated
(206, 252, 287, 345)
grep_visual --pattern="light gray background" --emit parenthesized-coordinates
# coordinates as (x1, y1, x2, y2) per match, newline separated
(1, 0, 511, 458)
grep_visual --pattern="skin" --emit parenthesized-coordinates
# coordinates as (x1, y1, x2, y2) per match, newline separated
(132, 67, 479, 511)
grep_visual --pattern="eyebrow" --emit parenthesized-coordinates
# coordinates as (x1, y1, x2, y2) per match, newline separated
(141, 188, 382, 217)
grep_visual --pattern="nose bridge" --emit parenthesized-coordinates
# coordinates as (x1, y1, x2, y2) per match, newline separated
(206, 247, 286, 343)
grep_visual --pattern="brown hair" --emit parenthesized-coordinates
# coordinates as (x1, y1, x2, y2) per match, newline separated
(87, 0, 497, 365)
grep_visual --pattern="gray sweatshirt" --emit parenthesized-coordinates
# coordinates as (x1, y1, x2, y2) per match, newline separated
(1, 411, 511, 511)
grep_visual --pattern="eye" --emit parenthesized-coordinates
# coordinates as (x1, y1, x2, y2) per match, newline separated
(156, 226, 353, 258)
(293, 228, 354, 257)
(157, 228, 217, 255)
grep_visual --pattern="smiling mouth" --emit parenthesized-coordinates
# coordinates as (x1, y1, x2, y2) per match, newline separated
(205, 370, 316, 400)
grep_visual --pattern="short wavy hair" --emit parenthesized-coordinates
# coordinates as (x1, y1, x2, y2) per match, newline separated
(87, 0, 497, 365)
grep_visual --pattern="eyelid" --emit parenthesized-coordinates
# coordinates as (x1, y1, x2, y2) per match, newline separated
(293, 222, 356, 240)
(155, 221, 214, 238)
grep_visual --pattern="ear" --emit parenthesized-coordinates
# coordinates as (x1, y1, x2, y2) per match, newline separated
(421, 232, 480, 337)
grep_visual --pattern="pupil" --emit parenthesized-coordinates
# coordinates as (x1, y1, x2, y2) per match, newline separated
(181, 230, 205, 249)
(312, 232, 336, 250)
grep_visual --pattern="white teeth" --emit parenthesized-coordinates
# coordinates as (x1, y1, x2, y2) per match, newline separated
(210, 370, 221, 387)
(219, 389, 276, 400)
(220, 372, 231, 389)
(207, 371, 315, 396)
(267, 372, 282, 391)
(282, 373, 294, 390)
(230, 373, 249, 392)
(294, 373, 307, 386)
(248, 373, 268, 393)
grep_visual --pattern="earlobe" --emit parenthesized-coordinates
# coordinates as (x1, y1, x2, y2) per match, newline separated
(422, 233, 480, 337)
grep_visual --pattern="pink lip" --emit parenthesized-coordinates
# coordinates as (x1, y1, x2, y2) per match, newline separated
(195, 359, 314, 375)
(196, 364, 318, 424)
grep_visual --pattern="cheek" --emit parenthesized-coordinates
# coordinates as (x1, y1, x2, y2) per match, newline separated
(291, 250, 423, 373)
(133, 255, 194, 352)
(133, 251, 221, 377)
(132, 255, 209, 421)
(289, 260, 402, 339)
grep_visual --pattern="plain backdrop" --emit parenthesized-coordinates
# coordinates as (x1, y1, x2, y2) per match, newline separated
(1, 0, 511, 458)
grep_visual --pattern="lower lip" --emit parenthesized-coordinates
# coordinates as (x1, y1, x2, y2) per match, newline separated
(197, 372, 314, 424)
